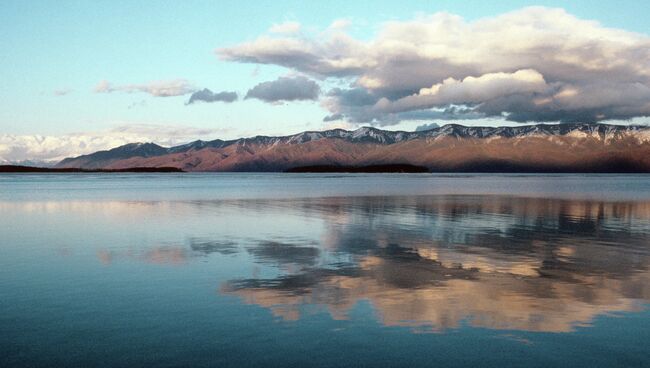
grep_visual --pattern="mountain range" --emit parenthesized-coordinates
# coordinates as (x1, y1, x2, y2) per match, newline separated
(55, 123, 650, 172)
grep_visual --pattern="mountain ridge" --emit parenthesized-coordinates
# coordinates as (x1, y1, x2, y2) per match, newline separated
(56, 123, 650, 172)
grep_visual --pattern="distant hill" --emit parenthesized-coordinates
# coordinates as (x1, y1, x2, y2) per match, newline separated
(55, 123, 650, 173)
(285, 164, 429, 173)
(0, 165, 183, 173)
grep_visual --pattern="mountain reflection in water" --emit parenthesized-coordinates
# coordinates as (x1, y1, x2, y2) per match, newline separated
(214, 196, 650, 332)
(10, 194, 648, 334)
(4, 175, 650, 368)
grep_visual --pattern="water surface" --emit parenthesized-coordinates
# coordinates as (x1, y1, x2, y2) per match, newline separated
(1, 174, 649, 367)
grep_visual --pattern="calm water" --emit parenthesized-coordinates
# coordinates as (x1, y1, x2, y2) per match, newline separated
(1, 174, 650, 367)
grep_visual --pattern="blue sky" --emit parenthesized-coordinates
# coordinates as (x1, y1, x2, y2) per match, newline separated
(1, 1, 649, 161)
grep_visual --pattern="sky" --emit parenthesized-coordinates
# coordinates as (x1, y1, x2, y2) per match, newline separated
(1, 0, 649, 162)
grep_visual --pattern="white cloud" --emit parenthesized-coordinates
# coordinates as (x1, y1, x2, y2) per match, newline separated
(94, 79, 195, 97)
(374, 69, 548, 114)
(218, 6, 650, 124)
(0, 124, 230, 163)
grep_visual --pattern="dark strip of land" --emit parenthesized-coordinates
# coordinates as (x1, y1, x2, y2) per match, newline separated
(0, 165, 184, 173)
(285, 164, 430, 173)
(286, 159, 650, 173)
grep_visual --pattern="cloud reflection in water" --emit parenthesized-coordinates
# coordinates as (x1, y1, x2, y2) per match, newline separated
(215, 196, 650, 332)
(41, 195, 648, 332)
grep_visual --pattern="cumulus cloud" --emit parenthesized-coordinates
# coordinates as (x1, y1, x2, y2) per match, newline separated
(0, 124, 229, 163)
(320, 87, 487, 125)
(94, 79, 195, 97)
(218, 6, 650, 124)
(245, 76, 320, 103)
(374, 69, 548, 115)
(186, 88, 238, 104)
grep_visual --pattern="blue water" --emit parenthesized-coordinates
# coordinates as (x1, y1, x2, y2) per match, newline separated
(1, 174, 650, 367)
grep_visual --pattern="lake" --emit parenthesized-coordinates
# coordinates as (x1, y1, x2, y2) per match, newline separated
(1, 173, 650, 367)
